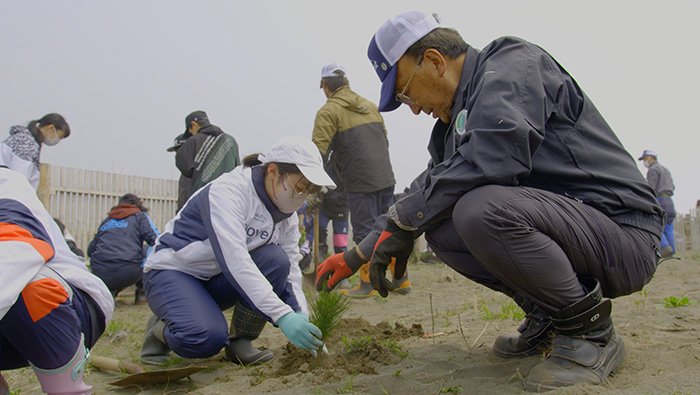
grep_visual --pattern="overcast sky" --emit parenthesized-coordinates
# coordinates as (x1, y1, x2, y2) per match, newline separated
(2, 1, 699, 213)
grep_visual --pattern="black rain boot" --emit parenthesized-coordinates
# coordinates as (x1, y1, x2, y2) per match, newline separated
(492, 293, 553, 359)
(134, 280, 148, 305)
(525, 279, 627, 392)
(140, 315, 171, 365)
(318, 243, 329, 261)
(224, 301, 273, 365)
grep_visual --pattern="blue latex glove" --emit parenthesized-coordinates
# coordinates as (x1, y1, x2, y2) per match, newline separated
(276, 312, 323, 351)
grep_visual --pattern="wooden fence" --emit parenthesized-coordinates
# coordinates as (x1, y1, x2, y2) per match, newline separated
(34, 163, 700, 257)
(675, 209, 700, 253)
(38, 164, 178, 253)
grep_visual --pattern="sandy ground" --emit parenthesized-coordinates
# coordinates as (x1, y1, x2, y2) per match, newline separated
(4, 250, 700, 394)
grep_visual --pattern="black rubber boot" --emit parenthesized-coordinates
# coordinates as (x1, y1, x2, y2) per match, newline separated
(660, 245, 674, 258)
(492, 294, 553, 359)
(525, 279, 627, 392)
(318, 243, 329, 261)
(134, 280, 147, 305)
(224, 301, 273, 365)
(140, 315, 171, 365)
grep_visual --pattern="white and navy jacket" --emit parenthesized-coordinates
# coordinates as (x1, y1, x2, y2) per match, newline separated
(144, 165, 307, 323)
(0, 167, 114, 324)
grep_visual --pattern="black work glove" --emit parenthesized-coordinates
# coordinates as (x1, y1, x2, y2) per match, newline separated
(368, 218, 414, 297)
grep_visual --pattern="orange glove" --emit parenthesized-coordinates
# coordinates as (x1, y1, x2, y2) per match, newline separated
(315, 248, 365, 292)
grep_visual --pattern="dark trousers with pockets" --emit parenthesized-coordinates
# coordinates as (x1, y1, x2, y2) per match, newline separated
(425, 185, 660, 312)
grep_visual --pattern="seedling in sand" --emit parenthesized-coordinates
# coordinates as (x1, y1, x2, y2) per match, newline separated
(479, 295, 524, 321)
(342, 335, 373, 353)
(379, 340, 409, 358)
(633, 288, 648, 311)
(663, 295, 696, 308)
(309, 289, 352, 356)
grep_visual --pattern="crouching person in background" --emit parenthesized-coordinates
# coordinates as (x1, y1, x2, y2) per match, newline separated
(140, 135, 335, 366)
(88, 193, 159, 305)
(0, 167, 114, 395)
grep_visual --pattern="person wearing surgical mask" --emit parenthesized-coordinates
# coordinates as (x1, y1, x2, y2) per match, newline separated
(140, 135, 336, 367)
(0, 113, 70, 190)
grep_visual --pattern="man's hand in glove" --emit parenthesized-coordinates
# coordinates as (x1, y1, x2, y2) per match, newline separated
(369, 218, 414, 297)
(315, 247, 366, 292)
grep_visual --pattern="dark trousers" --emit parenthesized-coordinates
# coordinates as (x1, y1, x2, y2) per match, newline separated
(346, 186, 395, 245)
(143, 244, 290, 359)
(658, 196, 676, 252)
(91, 261, 144, 296)
(425, 185, 660, 313)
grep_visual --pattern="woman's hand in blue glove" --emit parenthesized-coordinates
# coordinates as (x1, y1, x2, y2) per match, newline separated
(276, 312, 323, 350)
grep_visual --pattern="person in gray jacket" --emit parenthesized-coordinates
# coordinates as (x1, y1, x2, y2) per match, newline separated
(316, 11, 664, 391)
(639, 149, 676, 257)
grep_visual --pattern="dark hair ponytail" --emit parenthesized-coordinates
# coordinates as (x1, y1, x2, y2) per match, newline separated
(241, 153, 300, 176)
(27, 113, 71, 143)
(242, 153, 263, 168)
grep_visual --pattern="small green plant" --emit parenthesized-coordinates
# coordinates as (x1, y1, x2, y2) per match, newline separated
(342, 335, 373, 353)
(441, 384, 463, 393)
(160, 355, 183, 368)
(393, 369, 402, 377)
(663, 295, 696, 308)
(336, 373, 354, 394)
(633, 288, 648, 311)
(310, 291, 351, 340)
(379, 340, 409, 358)
(309, 290, 351, 357)
(479, 296, 524, 321)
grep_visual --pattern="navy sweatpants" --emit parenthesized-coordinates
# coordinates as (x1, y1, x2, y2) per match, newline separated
(143, 244, 291, 359)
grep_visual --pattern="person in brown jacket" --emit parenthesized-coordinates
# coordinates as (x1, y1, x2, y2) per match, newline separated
(312, 63, 409, 297)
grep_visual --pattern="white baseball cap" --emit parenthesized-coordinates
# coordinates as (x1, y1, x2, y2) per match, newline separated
(638, 149, 658, 160)
(321, 62, 349, 79)
(367, 11, 441, 112)
(261, 135, 336, 189)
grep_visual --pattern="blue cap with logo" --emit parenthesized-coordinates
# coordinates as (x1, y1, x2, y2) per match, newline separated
(367, 11, 440, 112)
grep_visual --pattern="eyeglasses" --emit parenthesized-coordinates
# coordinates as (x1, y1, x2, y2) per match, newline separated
(283, 173, 322, 198)
(395, 58, 423, 106)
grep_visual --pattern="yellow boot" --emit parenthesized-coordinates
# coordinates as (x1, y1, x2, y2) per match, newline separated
(340, 263, 376, 298)
(390, 259, 411, 295)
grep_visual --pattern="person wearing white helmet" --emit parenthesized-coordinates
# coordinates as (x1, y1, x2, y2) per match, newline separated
(140, 135, 335, 367)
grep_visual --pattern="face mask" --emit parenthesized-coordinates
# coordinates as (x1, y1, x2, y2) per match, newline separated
(643, 159, 652, 168)
(271, 175, 307, 214)
(43, 128, 61, 146)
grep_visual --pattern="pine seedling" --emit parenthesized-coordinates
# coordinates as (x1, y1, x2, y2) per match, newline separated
(309, 289, 352, 356)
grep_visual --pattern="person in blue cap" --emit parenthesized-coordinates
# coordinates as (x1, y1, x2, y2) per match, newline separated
(316, 11, 664, 391)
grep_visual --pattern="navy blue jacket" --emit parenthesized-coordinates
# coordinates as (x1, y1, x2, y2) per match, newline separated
(394, 37, 663, 235)
(88, 204, 159, 267)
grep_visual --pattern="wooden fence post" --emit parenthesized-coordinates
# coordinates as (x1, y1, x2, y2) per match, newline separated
(37, 163, 52, 210)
